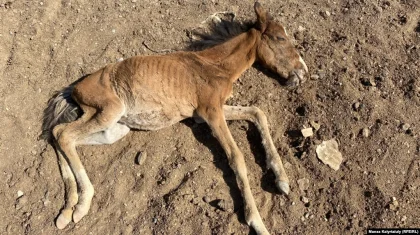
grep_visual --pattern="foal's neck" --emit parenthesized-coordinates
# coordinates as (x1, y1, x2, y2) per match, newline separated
(197, 28, 260, 82)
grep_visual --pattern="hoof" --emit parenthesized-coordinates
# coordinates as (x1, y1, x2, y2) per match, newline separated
(56, 209, 72, 229)
(73, 205, 89, 223)
(276, 181, 290, 195)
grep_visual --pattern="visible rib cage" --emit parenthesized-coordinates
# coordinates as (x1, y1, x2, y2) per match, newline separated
(41, 85, 82, 142)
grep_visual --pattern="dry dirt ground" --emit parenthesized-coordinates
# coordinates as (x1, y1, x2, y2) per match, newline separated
(1, 0, 419, 234)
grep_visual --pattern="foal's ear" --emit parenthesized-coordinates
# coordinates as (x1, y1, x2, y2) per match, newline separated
(254, 2, 269, 32)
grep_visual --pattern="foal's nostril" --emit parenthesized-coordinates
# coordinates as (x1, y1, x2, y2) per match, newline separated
(290, 69, 306, 84)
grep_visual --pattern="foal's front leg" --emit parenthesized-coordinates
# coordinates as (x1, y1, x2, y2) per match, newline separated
(199, 108, 270, 235)
(223, 105, 290, 194)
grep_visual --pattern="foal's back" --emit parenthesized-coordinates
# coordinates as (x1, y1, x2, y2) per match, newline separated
(77, 52, 227, 131)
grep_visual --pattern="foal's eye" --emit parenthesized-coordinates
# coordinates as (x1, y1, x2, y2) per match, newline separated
(267, 34, 285, 41)
(276, 36, 285, 41)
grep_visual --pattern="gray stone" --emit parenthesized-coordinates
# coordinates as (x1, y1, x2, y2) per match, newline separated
(301, 128, 313, 138)
(402, 123, 410, 131)
(362, 128, 369, 137)
(136, 151, 147, 165)
(310, 121, 320, 130)
(316, 139, 343, 171)
(297, 178, 310, 192)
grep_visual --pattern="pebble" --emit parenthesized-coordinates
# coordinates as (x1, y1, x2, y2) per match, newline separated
(136, 151, 147, 165)
(362, 128, 369, 137)
(203, 196, 210, 203)
(401, 215, 407, 222)
(216, 199, 231, 212)
(301, 196, 309, 204)
(310, 74, 319, 80)
(316, 139, 343, 171)
(294, 31, 304, 41)
(17, 190, 24, 198)
(389, 197, 399, 211)
(15, 196, 28, 210)
(353, 102, 360, 111)
(310, 121, 320, 131)
(297, 178, 310, 192)
(192, 197, 202, 205)
(317, 70, 326, 79)
(324, 10, 331, 17)
(301, 128, 313, 138)
(401, 123, 410, 131)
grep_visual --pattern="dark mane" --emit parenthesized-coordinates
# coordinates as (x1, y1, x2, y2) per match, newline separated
(186, 12, 255, 51)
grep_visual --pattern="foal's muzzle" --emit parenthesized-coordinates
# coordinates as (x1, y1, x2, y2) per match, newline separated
(285, 69, 306, 87)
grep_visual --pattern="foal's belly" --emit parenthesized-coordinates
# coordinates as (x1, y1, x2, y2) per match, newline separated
(118, 107, 189, 131)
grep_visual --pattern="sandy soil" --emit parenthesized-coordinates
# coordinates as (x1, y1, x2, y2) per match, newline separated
(0, 0, 419, 234)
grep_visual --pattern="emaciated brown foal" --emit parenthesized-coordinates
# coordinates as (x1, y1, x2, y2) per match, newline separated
(42, 2, 307, 234)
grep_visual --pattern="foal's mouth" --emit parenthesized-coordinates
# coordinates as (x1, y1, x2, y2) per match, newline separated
(285, 69, 306, 87)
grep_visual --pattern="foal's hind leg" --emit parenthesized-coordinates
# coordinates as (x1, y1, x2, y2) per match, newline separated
(54, 122, 129, 229)
(54, 100, 125, 227)
(78, 123, 130, 145)
(54, 147, 79, 229)
(223, 105, 290, 194)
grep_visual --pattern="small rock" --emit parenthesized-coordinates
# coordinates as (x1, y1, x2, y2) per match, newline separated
(17, 190, 24, 198)
(310, 74, 319, 80)
(298, 26, 305, 32)
(389, 197, 399, 211)
(279, 198, 286, 206)
(131, 0, 137, 2)
(310, 120, 320, 130)
(301, 196, 309, 204)
(316, 139, 343, 171)
(353, 102, 360, 111)
(401, 123, 410, 131)
(117, 57, 124, 62)
(15, 196, 28, 210)
(301, 128, 313, 138)
(362, 128, 369, 137)
(325, 11, 331, 17)
(203, 196, 210, 203)
(294, 31, 304, 41)
(43, 199, 51, 206)
(297, 178, 310, 192)
(401, 215, 407, 222)
(216, 199, 230, 212)
(304, 212, 310, 218)
(317, 70, 326, 79)
(192, 197, 201, 205)
(135, 151, 147, 165)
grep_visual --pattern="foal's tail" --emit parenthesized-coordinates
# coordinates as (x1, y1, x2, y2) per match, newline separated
(41, 85, 83, 142)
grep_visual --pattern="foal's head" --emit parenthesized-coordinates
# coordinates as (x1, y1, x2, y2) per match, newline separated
(254, 2, 308, 86)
